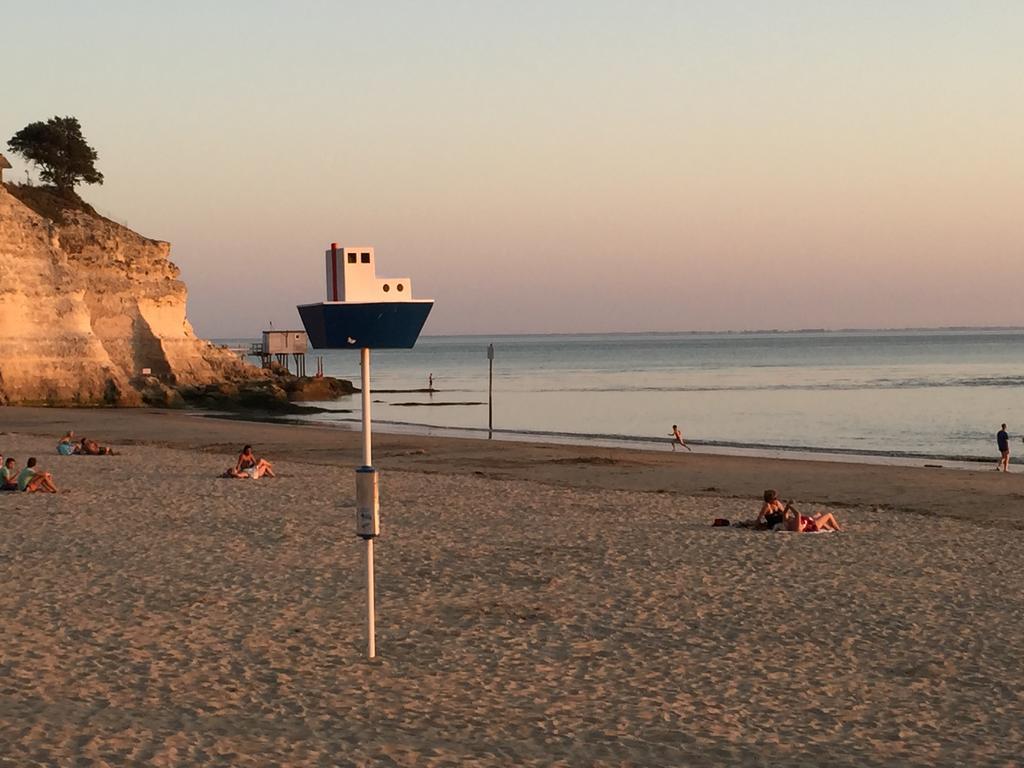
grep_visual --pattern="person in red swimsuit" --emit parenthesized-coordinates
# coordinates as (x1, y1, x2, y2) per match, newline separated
(784, 502, 842, 532)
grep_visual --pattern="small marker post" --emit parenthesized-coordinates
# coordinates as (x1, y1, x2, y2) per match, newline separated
(487, 343, 494, 438)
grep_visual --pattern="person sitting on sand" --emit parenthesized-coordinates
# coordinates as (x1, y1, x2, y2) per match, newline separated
(756, 489, 794, 529)
(235, 445, 275, 479)
(783, 502, 842, 532)
(1, 457, 20, 491)
(17, 457, 58, 493)
(79, 437, 117, 456)
(57, 431, 80, 455)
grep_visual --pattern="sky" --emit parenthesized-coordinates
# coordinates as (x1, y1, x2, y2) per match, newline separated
(2, 1, 1022, 337)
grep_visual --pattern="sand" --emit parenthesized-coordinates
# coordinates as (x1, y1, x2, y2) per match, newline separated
(4, 406, 1024, 531)
(1, 409, 1023, 766)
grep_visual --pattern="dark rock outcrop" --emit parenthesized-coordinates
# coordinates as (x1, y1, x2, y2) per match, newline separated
(178, 375, 355, 413)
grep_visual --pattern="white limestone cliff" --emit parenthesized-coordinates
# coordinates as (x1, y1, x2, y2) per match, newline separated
(0, 184, 255, 405)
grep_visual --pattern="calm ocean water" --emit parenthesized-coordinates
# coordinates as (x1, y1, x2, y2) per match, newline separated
(221, 329, 1024, 464)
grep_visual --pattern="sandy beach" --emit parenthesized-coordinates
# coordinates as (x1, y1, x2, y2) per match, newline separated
(1, 407, 1023, 766)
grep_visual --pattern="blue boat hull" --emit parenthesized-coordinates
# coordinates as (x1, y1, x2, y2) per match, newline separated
(297, 301, 433, 349)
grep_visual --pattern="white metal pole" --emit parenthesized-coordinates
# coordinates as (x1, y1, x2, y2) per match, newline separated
(360, 347, 376, 659)
(361, 347, 372, 467)
(366, 537, 376, 658)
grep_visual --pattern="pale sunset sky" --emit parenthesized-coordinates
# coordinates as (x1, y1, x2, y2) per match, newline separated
(3, 1, 1021, 337)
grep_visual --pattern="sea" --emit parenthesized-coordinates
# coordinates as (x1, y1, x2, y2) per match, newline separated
(219, 329, 1024, 466)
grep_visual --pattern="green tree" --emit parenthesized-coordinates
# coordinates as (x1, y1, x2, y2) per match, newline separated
(7, 116, 104, 196)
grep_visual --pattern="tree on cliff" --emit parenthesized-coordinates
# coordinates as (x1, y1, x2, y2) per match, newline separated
(7, 116, 104, 196)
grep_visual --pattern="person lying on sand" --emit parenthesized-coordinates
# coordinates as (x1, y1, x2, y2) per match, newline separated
(783, 502, 842, 532)
(57, 431, 80, 455)
(79, 437, 118, 456)
(1, 457, 20, 491)
(235, 445, 275, 479)
(17, 457, 58, 493)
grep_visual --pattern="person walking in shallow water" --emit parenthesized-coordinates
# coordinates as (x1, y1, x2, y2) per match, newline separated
(669, 424, 691, 452)
(997, 423, 1010, 472)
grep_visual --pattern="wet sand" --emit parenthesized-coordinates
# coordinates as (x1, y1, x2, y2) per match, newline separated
(1, 407, 1023, 765)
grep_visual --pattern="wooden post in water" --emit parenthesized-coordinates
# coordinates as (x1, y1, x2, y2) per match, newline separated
(487, 343, 494, 439)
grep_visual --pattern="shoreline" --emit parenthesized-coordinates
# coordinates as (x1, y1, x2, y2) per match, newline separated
(3, 405, 1023, 530)
(276, 412, 1014, 470)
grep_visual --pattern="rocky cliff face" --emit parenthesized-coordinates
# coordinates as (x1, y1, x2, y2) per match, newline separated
(0, 184, 256, 405)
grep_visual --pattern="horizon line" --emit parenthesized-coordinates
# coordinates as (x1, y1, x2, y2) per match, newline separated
(207, 324, 1024, 342)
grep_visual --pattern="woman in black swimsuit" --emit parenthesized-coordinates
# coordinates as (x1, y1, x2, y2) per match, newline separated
(757, 489, 792, 529)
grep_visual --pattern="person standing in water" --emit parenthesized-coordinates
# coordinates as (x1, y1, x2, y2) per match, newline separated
(669, 424, 691, 452)
(997, 424, 1010, 472)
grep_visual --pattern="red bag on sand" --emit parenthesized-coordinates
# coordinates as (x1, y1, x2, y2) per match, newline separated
(712, 518, 730, 527)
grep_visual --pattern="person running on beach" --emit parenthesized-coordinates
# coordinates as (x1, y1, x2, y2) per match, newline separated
(669, 424, 691, 452)
(997, 424, 1010, 472)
